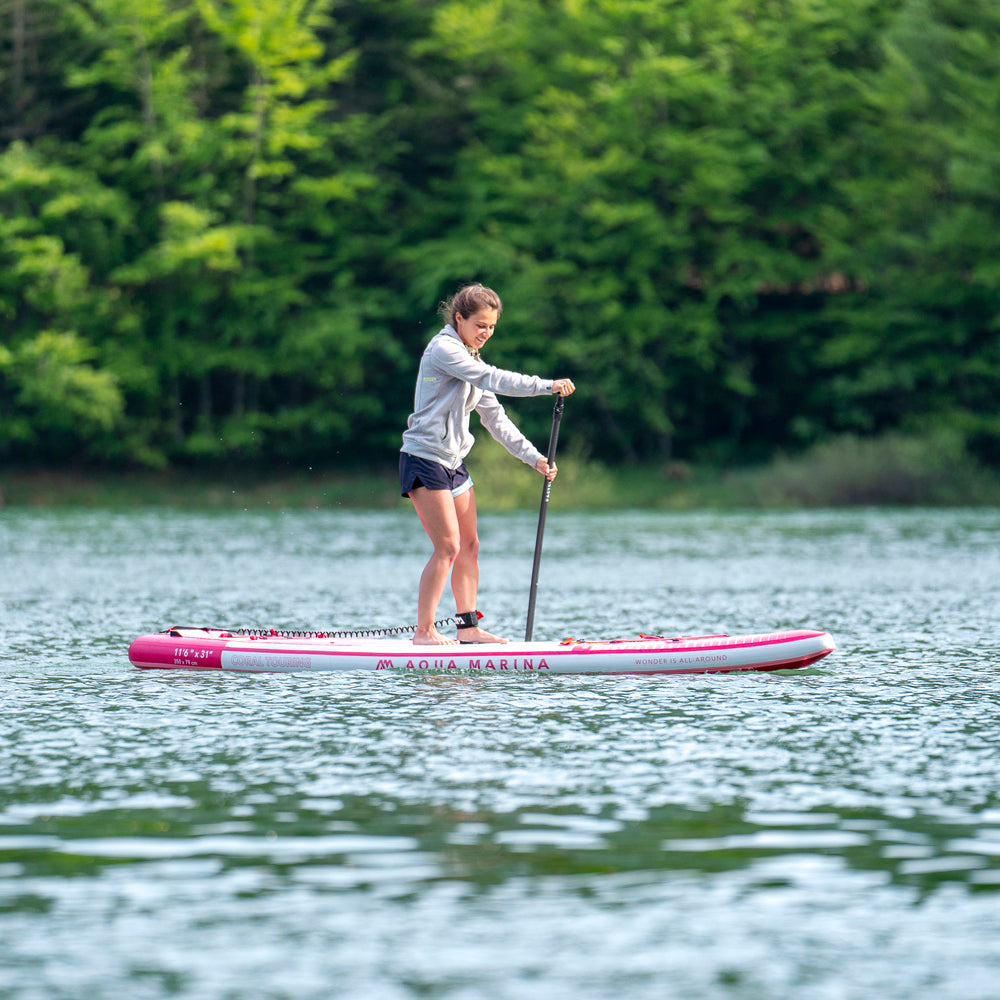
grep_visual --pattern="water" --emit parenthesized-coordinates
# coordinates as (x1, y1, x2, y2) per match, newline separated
(1, 506, 999, 999)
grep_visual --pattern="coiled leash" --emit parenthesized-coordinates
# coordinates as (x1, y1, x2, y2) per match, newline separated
(226, 612, 482, 640)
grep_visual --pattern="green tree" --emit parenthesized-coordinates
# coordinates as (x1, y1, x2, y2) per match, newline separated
(0, 139, 129, 460)
(391, 0, 901, 463)
(60, 0, 393, 464)
(826, 0, 1000, 462)
(0, 331, 122, 454)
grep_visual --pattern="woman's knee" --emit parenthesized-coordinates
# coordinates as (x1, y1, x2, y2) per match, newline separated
(434, 535, 462, 563)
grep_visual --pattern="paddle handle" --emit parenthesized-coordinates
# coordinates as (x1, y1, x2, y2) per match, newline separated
(525, 394, 565, 641)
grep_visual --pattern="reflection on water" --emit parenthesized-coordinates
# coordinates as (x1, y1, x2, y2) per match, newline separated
(2, 507, 1000, 999)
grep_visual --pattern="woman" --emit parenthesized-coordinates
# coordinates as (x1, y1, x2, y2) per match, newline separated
(400, 284, 576, 645)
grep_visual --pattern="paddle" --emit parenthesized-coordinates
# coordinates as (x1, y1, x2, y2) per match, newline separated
(525, 394, 565, 641)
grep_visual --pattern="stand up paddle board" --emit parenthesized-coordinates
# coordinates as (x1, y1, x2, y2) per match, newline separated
(128, 626, 835, 675)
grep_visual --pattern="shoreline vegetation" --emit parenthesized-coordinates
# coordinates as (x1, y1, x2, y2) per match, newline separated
(3, 433, 999, 511)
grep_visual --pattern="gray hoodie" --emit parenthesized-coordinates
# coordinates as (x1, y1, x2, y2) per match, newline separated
(401, 325, 554, 470)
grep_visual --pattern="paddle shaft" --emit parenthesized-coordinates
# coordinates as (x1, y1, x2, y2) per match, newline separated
(525, 395, 565, 641)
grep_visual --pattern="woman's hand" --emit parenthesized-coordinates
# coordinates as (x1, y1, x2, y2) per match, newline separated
(535, 456, 558, 480)
(552, 378, 575, 396)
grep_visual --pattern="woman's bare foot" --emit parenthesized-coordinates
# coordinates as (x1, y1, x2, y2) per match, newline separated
(457, 626, 508, 644)
(413, 627, 459, 646)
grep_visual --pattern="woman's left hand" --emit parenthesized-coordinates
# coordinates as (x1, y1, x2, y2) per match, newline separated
(535, 457, 558, 480)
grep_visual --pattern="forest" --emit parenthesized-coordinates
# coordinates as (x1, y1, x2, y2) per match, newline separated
(1, 0, 999, 473)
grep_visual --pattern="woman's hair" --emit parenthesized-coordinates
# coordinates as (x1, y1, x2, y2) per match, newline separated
(439, 284, 503, 326)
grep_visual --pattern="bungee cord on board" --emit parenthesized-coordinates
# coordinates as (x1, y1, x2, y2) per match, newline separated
(167, 615, 466, 640)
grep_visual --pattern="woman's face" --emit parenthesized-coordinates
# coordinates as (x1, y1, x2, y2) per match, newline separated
(455, 308, 498, 353)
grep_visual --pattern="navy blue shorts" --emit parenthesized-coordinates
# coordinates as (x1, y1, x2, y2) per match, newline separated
(399, 453, 473, 499)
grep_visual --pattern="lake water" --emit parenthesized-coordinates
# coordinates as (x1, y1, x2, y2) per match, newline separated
(1, 505, 999, 999)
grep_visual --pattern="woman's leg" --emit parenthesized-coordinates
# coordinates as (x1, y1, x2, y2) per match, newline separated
(451, 488, 507, 643)
(409, 486, 461, 645)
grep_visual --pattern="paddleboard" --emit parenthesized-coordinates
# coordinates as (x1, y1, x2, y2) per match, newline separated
(128, 626, 835, 675)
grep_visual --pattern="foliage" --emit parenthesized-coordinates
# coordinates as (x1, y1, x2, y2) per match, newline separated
(0, 330, 123, 455)
(1, 0, 998, 472)
(743, 429, 1000, 506)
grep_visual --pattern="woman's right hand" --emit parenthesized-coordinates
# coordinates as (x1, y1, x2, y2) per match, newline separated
(552, 379, 576, 396)
(535, 456, 558, 480)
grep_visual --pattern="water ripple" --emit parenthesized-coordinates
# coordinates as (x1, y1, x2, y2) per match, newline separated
(3, 508, 1000, 999)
